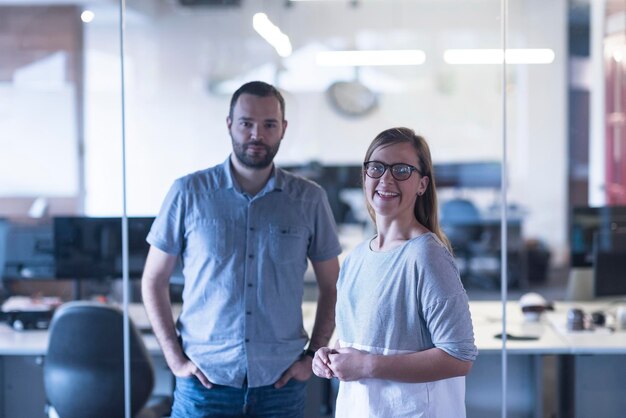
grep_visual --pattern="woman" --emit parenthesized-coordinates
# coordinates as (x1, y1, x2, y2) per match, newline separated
(313, 127, 477, 417)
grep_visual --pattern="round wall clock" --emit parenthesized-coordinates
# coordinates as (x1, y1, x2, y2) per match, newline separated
(326, 80, 378, 117)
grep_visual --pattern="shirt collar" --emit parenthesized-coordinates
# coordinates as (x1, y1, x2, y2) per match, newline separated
(271, 166, 285, 191)
(223, 155, 285, 195)
(221, 157, 236, 189)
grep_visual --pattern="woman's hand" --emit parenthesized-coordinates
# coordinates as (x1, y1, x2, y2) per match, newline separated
(328, 347, 371, 382)
(312, 347, 336, 379)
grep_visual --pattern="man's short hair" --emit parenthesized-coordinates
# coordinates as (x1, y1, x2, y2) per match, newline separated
(229, 81, 286, 121)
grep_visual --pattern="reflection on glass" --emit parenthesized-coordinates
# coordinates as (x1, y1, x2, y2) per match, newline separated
(0, 3, 124, 289)
(116, 0, 544, 301)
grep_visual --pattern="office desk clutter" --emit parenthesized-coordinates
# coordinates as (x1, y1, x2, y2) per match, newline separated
(519, 292, 554, 322)
(1, 295, 62, 330)
(544, 301, 626, 335)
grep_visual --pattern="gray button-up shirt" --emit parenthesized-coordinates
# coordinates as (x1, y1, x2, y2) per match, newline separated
(147, 157, 341, 388)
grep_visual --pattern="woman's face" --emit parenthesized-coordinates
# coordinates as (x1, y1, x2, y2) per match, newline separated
(364, 142, 429, 222)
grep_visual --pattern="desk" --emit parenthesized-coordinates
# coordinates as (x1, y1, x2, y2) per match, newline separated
(465, 301, 566, 418)
(0, 303, 179, 356)
(468, 301, 626, 418)
(544, 301, 626, 418)
(1, 301, 626, 418)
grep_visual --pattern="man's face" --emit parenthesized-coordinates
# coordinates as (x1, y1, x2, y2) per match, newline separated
(227, 93, 287, 169)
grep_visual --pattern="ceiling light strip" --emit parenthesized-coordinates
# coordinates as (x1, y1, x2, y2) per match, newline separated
(443, 48, 555, 64)
(253, 13, 292, 58)
(316, 50, 426, 66)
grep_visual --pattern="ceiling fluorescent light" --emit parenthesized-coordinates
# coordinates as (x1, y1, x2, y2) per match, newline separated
(316, 50, 426, 67)
(444, 48, 555, 64)
(289, 0, 385, 2)
(253, 13, 292, 58)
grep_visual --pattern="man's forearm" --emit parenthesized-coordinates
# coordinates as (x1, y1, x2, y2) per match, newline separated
(309, 289, 336, 350)
(142, 280, 186, 370)
(309, 257, 340, 350)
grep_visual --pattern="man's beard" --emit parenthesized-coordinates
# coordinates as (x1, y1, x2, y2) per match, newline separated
(232, 138, 281, 169)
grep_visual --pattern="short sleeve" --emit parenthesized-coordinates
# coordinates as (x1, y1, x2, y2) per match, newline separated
(146, 179, 186, 256)
(423, 293, 477, 361)
(306, 188, 342, 262)
(419, 242, 478, 361)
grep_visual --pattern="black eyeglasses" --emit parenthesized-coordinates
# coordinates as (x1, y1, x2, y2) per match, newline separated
(363, 161, 421, 181)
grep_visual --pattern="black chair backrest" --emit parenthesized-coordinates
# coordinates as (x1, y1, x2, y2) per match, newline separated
(44, 301, 154, 418)
(440, 198, 483, 247)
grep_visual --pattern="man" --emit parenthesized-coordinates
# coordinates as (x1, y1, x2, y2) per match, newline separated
(141, 81, 341, 418)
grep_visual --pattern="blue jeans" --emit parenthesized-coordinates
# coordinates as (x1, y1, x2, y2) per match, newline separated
(170, 376, 308, 418)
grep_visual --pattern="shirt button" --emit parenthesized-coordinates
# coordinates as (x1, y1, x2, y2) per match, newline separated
(245, 338, 250, 343)
(248, 254, 254, 259)
(249, 227, 255, 231)
(248, 283, 253, 287)
(246, 311, 251, 315)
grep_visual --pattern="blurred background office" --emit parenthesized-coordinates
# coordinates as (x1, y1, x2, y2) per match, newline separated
(1, 0, 626, 417)
(2, 0, 574, 299)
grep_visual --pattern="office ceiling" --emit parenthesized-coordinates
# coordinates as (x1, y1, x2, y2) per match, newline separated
(0, 0, 567, 92)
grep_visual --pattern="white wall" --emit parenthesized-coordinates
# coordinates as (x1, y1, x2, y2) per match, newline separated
(0, 54, 78, 197)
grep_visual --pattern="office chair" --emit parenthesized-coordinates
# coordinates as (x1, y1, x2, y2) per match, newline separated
(43, 301, 168, 418)
(441, 198, 483, 253)
(440, 198, 488, 286)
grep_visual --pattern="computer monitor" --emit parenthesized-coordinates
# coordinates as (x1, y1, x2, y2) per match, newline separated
(433, 161, 501, 189)
(282, 163, 363, 224)
(2, 222, 55, 279)
(53, 217, 154, 280)
(570, 206, 626, 268)
(593, 231, 626, 298)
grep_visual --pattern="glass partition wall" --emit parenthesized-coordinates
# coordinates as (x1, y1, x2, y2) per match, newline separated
(2, 0, 623, 417)
(120, 1, 507, 417)
(0, 3, 125, 417)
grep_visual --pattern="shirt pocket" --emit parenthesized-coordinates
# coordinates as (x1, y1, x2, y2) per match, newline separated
(269, 224, 308, 265)
(188, 218, 233, 259)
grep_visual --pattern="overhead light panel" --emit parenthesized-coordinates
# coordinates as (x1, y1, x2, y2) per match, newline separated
(253, 13, 292, 58)
(289, 0, 383, 2)
(443, 48, 555, 64)
(316, 50, 426, 67)
(178, 0, 241, 5)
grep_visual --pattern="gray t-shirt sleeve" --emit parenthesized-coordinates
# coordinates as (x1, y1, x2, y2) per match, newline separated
(419, 241, 478, 362)
(423, 293, 478, 361)
(146, 179, 185, 256)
